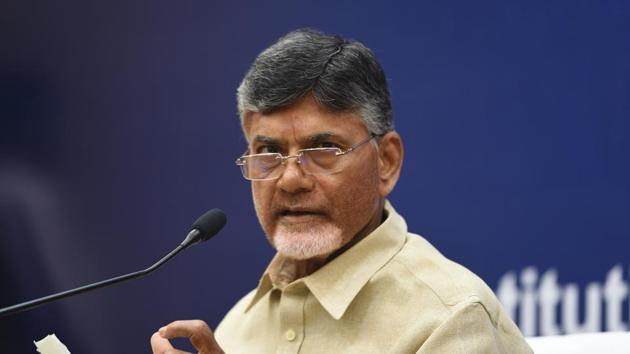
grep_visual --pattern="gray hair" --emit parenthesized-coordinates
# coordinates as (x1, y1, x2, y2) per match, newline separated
(237, 28, 393, 135)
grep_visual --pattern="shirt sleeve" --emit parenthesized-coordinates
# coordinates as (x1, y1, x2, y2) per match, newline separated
(416, 300, 533, 354)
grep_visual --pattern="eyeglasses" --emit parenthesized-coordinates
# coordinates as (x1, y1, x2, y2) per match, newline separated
(235, 134, 381, 181)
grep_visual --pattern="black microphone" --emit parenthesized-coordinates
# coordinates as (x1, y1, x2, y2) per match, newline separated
(0, 208, 227, 318)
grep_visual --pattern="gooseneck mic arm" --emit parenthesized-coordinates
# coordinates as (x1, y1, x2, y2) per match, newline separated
(0, 208, 227, 318)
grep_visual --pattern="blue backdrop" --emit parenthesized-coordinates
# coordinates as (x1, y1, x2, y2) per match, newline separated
(1, 1, 629, 352)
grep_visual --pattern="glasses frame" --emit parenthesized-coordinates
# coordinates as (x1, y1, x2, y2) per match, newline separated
(235, 133, 383, 181)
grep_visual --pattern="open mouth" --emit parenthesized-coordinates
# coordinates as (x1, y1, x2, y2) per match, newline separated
(282, 210, 314, 216)
(278, 209, 324, 218)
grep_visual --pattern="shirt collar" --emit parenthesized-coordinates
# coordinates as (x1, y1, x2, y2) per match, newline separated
(245, 201, 407, 319)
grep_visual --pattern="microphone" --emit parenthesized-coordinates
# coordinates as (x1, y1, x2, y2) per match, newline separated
(182, 208, 228, 246)
(0, 208, 227, 318)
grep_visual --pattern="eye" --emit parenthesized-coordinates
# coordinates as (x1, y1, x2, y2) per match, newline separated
(256, 145, 281, 154)
(314, 141, 341, 149)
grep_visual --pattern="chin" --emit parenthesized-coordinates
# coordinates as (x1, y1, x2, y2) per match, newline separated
(272, 223, 344, 260)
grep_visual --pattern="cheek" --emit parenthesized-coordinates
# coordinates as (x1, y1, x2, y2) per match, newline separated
(324, 160, 381, 224)
(251, 183, 274, 228)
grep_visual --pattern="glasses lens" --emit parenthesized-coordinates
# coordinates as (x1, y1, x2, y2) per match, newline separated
(241, 154, 282, 180)
(301, 148, 343, 174)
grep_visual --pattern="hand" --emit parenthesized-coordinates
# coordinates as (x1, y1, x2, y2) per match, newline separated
(150, 320, 225, 354)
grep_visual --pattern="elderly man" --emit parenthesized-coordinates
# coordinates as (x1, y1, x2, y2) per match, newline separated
(151, 29, 533, 354)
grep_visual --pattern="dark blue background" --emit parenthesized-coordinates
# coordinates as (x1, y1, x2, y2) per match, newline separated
(1, 1, 629, 352)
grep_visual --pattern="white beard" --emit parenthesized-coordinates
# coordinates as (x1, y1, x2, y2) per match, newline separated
(272, 222, 344, 260)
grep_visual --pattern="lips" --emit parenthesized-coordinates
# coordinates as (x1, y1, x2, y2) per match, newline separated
(275, 207, 326, 220)
(281, 210, 317, 216)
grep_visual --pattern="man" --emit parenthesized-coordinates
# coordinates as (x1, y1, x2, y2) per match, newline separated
(151, 29, 533, 354)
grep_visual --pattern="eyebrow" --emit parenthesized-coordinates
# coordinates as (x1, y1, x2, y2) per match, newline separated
(305, 132, 336, 144)
(252, 132, 339, 145)
(252, 135, 281, 145)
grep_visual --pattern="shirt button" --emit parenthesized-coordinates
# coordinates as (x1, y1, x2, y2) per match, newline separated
(285, 329, 296, 341)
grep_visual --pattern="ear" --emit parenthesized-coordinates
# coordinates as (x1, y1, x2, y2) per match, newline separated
(377, 131, 404, 197)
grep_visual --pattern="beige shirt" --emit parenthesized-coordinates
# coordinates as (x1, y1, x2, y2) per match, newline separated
(215, 202, 532, 354)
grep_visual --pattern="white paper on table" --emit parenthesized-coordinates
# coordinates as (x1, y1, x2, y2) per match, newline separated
(34, 334, 71, 354)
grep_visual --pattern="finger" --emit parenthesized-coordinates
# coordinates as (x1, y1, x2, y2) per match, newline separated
(150, 332, 174, 353)
(151, 332, 193, 354)
(160, 320, 212, 338)
(160, 320, 221, 353)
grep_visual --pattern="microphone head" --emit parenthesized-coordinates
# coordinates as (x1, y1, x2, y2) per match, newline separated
(191, 208, 227, 242)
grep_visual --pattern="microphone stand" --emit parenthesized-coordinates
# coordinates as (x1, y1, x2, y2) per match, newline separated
(0, 236, 192, 318)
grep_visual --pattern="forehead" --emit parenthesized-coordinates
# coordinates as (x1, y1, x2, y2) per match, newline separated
(242, 96, 368, 142)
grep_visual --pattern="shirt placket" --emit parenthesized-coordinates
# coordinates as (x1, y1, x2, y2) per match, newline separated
(277, 282, 308, 354)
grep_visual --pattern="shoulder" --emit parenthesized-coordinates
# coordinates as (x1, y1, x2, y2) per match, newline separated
(383, 232, 503, 324)
(361, 231, 531, 352)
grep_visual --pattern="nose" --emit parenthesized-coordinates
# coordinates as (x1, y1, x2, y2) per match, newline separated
(276, 157, 315, 193)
